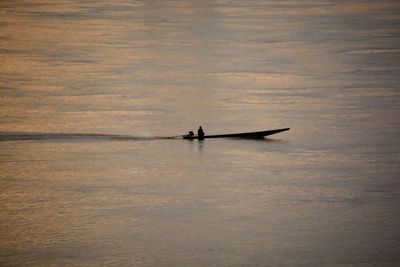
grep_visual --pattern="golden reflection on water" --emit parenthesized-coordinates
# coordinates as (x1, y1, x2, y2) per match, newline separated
(1, 140, 190, 264)
(1, 0, 400, 265)
(3, 0, 396, 134)
(215, 1, 400, 17)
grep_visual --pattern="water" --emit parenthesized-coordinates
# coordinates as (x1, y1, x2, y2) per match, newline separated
(1, 0, 400, 265)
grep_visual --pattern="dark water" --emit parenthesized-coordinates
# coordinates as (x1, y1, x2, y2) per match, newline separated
(1, 0, 400, 266)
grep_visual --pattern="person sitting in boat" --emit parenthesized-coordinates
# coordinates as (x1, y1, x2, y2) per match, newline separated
(197, 126, 205, 138)
(187, 131, 194, 137)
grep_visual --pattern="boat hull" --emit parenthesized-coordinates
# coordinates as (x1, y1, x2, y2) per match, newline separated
(183, 128, 289, 139)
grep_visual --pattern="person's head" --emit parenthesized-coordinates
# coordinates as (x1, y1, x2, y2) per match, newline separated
(199, 126, 202, 129)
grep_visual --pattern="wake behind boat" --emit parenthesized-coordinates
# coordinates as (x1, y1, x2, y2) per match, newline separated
(182, 128, 290, 139)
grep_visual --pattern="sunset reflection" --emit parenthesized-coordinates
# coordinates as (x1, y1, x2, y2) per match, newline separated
(1, 0, 400, 265)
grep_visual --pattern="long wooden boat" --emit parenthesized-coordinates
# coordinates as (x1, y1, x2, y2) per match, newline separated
(182, 128, 289, 139)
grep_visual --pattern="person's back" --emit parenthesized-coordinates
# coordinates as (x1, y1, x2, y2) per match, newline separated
(197, 126, 205, 138)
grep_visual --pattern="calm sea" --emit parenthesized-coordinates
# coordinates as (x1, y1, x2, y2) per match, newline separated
(1, 0, 400, 265)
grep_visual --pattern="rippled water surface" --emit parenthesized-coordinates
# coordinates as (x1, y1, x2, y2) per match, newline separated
(1, 0, 400, 266)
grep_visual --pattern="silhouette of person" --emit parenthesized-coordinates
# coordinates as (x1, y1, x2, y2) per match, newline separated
(197, 126, 205, 138)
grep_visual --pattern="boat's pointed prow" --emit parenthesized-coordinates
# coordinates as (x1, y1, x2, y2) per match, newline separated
(266, 128, 290, 136)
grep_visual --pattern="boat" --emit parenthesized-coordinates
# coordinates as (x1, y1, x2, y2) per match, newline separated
(182, 128, 290, 139)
